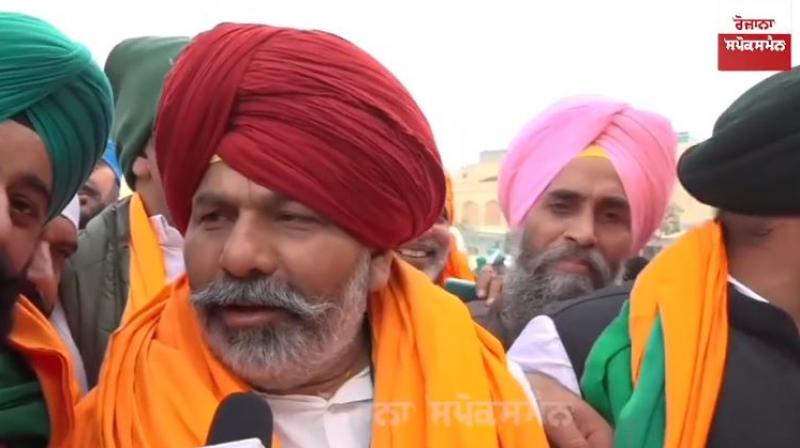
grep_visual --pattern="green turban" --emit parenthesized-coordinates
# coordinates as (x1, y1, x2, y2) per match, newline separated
(104, 36, 189, 188)
(0, 13, 113, 218)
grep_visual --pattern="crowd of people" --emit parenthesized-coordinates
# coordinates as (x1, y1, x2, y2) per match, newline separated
(0, 11, 798, 448)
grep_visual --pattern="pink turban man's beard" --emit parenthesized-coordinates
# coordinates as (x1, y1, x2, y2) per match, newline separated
(500, 233, 620, 340)
(191, 254, 371, 392)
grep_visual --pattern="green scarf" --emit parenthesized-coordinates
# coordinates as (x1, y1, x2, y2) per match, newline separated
(580, 301, 666, 448)
(582, 223, 731, 448)
(0, 13, 113, 217)
(0, 347, 49, 447)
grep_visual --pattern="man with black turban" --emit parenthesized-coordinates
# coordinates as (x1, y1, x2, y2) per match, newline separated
(0, 12, 112, 447)
(512, 66, 800, 448)
(74, 22, 549, 448)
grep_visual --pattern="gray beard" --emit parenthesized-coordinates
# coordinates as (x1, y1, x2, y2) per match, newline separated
(500, 240, 617, 342)
(191, 254, 371, 392)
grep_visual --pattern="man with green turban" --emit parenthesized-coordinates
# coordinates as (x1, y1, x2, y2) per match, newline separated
(60, 35, 189, 387)
(0, 12, 113, 447)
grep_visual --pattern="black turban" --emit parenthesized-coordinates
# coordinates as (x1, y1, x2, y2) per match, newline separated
(679, 66, 800, 215)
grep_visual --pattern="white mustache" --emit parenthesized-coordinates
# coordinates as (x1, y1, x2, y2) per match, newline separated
(191, 277, 333, 321)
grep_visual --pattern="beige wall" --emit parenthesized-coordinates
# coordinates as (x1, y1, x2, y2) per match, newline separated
(452, 152, 507, 235)
(671, 141, 713, 227)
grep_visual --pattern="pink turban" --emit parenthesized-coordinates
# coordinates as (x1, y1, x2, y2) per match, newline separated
(498, 96, 678, 255)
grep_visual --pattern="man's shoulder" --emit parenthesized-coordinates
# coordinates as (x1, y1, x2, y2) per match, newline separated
(83, 195, 132, 235)
(72, 196, 132, 266)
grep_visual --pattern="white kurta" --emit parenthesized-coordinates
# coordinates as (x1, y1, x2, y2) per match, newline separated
(259, 361, 538, 448)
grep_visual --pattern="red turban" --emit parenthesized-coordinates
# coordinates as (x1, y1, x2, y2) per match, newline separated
(154, 23, 445, 250)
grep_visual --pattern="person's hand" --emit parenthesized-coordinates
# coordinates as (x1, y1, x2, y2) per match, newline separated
(529, 371, 613, 448)
(475, 265, 505, 306)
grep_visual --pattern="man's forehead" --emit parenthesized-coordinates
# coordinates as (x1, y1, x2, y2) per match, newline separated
(0, 120, 53, 192)
(542, 156, 627, 203)
(193, 162, 304, 209)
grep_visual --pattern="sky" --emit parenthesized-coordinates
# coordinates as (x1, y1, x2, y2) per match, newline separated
(5, 0, 797, 171)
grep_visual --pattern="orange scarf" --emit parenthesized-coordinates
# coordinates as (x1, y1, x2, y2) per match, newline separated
(9, 297, 82, 447)
(122, 192, 168, 323)
(75, 259, 548, 447)
(437, 236, 476, 285)
(628, 221, 729, 447)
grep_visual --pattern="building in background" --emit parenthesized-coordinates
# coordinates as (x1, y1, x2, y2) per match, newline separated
(451, 150, 510, 259)
(451, 132, 713, 262)
(645, 132, 713, 256)
(670, 131, 713, 226)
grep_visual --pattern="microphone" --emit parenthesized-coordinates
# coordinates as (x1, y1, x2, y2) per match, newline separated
(205, 392, 273, 448)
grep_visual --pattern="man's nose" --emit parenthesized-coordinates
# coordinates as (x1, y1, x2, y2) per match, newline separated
(563, 212, 597, 248)
(220, 217, 278, 279)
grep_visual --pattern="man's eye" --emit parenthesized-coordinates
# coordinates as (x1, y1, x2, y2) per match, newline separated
(200, 212, 224, 223)
(277, 213, 316, 224)
(197, 211, 232, 229)
(549, 202, 571, 214)
(9, 196, 43, 225)
(11, 197, 36, 216)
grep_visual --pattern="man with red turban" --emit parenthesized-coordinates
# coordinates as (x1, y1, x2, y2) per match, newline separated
(74, 23, 548, 448)
(397, 173, 475, 285)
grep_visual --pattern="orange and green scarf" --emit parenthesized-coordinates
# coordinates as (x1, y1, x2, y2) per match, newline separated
(581, 221, 730, 448)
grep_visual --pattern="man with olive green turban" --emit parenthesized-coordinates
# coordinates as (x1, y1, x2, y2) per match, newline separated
(0, 12, 113, 447)
(60, 35, 189, 387)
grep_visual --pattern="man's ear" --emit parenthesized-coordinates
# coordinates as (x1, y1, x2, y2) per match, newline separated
(131, 154, 152, 180)
(368, 250, 394, 292)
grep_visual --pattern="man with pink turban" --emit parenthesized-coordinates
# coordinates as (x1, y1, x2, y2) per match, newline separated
(471, 96, 677, 349)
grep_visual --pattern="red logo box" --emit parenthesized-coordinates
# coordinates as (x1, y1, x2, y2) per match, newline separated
(718, 14, 792, 71)
(718, 34, 791, 71)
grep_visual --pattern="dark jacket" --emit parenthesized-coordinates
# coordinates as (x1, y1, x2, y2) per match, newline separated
(467, 283, 630, 351)
(548, 283, 800, 447)
(59, 196, 131, 387)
